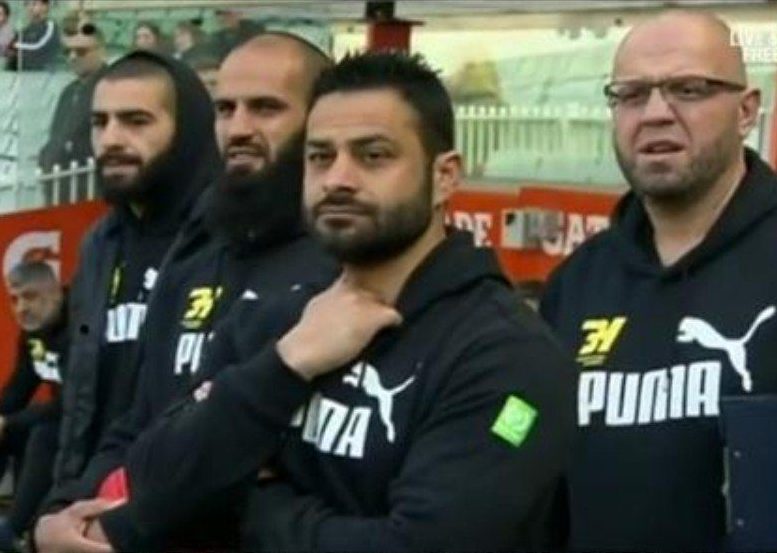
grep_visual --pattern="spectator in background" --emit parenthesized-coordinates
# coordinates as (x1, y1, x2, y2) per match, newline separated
(173, 20, 209, 65)
(11, 0, 60, 71)
(0, 1, 15, 63)
(188, 52, 220, 97)
(39, 20, 107, 204)
(133, 21, 168, 54)
(0, 261, 67, 553)
(211, 8, 263, 60)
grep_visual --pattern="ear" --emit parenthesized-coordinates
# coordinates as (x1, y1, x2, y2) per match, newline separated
(431, 150, 462, 209)
(738, 87, 761, 139)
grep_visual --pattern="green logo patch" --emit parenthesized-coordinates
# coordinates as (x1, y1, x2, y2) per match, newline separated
(491, 395, 537, 447)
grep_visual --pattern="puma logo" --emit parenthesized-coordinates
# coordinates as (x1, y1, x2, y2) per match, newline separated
(343, 362, 415, 443)
(677, 305, 776, 393)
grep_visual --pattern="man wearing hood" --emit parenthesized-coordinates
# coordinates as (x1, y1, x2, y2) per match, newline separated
(35, 34, 335, 553)
(79, 51, 575, 552)
(37, 49, 219, 542)
(540, 10, 777, 552)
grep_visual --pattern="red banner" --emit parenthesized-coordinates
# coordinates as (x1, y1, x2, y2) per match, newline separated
(0, 201, 107, 389)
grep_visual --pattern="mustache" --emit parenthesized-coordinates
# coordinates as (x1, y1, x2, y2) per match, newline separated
(97, 152, 143, 166)
(312, 190, 376, 217)
(225, 139, 268, 156)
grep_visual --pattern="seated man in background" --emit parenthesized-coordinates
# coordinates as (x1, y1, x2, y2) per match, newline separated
(0, 261, 67, 552)
(78, 52, 576, 552)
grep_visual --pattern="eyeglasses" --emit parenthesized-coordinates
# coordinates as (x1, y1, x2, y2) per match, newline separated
(603, 76, 746, 108)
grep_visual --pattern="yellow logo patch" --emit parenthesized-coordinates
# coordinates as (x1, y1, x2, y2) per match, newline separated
(181, 286, 223, 330)
(576, 317, 627, 367)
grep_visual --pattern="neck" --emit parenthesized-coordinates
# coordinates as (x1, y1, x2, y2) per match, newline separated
(342, 221, 445, 305)
(645, 156, 745, 267)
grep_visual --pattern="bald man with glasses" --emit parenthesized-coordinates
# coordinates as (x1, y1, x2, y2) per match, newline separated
(540, 10, 777, 552)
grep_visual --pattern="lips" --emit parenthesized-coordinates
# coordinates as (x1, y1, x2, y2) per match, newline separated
(638, 140, 684, 154)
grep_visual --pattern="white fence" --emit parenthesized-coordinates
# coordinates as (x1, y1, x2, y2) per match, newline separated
(455, 103, 774, 186)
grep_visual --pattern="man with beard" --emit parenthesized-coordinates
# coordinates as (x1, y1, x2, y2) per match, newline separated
(33, 50, 220, 553)
(539, 10, 777, 552)
(0, 262, 67, 552)
(88, 51, 576, 552)
(35, 33, 335, 553)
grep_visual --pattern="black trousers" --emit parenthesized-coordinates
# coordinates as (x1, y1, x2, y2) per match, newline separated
(0, 420, 59, 535)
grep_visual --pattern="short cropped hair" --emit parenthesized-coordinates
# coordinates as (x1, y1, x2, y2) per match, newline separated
(6, 260, 58, 288)
(310, 51, 454, 159)
(99, 54, 176, 113)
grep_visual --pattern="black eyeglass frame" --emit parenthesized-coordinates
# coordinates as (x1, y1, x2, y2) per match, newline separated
(603, 75, 747, 108)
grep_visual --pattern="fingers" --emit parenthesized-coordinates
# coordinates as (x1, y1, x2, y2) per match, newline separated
(69, 535, 115, 553)
(68, 498, 125, 519)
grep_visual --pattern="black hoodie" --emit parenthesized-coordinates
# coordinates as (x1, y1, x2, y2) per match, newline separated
(540, 148, 777, 552)
(0, 299, 68, 440)
(44, 134, 337, 543)
(53, 51, 220, 488)
(101, 230, 576, 552)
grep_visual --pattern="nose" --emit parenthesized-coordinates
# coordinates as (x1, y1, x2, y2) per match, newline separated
(226, 102, 255, 141)
(319, 152, 360, 194)
(640, 86, 676, 125)
(95, 117, 125, 152)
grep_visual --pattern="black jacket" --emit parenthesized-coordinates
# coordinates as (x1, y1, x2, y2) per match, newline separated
(53, 51, 220, 488)
(540, 148, 777, 552)
(39, 69, 104, 174)
(49, 185, 336, 523)
(106, 230, 576, 552)
(0, 302, 68, 440)
(13, 19, 60, 71)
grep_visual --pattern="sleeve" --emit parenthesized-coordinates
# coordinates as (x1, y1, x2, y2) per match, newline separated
(241, 328, 577, 552)
(97, 297, 311, 551)
(0, 337, 42, 431)
(52, 229, 96, 486)
(15, 21, 55, 51)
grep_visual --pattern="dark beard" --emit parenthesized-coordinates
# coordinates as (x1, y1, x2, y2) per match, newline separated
(306, 171, 433, 266)
(206, 134, 304, 250)
(97, 149, 172, 207)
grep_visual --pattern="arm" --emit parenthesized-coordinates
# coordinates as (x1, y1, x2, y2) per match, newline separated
(242, 329, 576, 552)
(97, 296, 308, 551)
(0, 337, 42, 433)
(15, 21, 55, 51)
(98, 344, 310, 550)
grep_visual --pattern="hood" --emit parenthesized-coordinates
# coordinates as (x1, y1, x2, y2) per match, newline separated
(395, 229, 510, 322)
(99, 50, 221, 235)
(610, 148, 777, 278)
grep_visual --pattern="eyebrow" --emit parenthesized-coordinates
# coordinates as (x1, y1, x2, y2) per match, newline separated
(91, 109, 155, 118)
(306, 134, 394, 149)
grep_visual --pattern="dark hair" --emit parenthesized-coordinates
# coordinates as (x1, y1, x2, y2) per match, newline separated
(100, 55, 176, 111)
(6, 261, 57, 288)
(0, 1, 10, 18)
(310, 51, 454, 159)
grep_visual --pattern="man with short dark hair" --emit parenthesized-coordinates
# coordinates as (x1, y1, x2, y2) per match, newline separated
(0, 261, 66, 552)
(44, 51, 219, 536)
(101, 51, 576, 552)
(540, 10, 777, 552)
